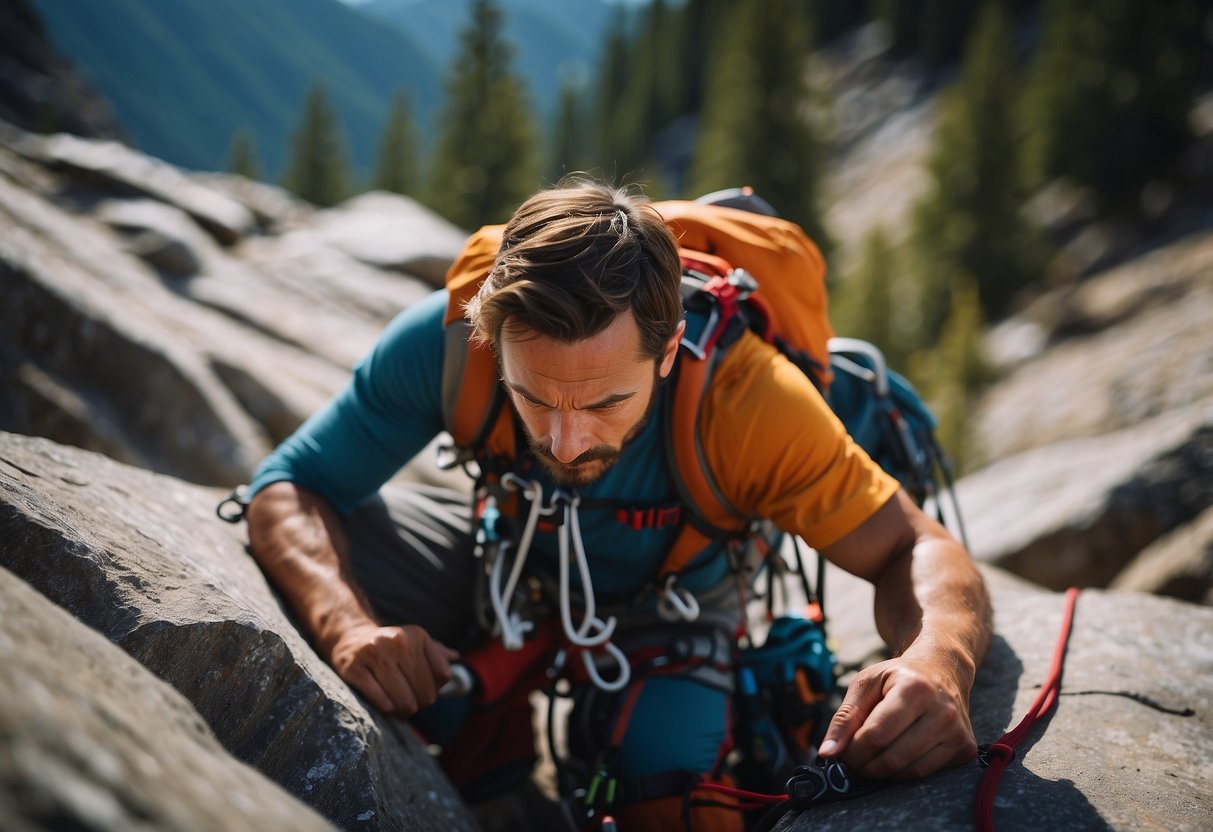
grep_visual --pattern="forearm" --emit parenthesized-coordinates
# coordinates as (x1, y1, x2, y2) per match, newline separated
(873, 531, 992, 690)
(246, 481, 378, 656)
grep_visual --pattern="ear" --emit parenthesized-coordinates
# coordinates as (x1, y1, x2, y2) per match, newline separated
(658, 320, 685, 379)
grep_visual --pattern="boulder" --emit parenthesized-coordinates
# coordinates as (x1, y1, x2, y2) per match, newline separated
(0, 171, 274, 484)
(787, 567, 1213, 831)
(14, 128, 254, 244)
(1111, 504, 1213, 604)
(190, 170, 313, 232)
(975, 231, 1213, 463)
(0, 431, 478, 832)
(313, 191, 470, 287)
(94, 197, 215, 276)
(0, 138, 435, 484)
(956, 399, 1213, 590)
(0, 564, 336, 832)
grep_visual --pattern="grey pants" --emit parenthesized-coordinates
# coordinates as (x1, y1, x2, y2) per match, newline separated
(343, 481, 481, 648)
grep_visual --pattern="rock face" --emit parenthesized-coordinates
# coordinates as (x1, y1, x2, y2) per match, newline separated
(0, 431, 478, 832)
(957, 229, 1213, 597)
(792, 568, 1213, 832)
(959, 400, 1213, 589)
(0, 564, 336, 832)
(1111, 504, 1213, 603)
(0, 121, 456, 490)
(976, 232, 1213, 463)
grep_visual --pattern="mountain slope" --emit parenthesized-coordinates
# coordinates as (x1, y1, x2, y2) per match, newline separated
(362, 0, 616, 121)
(29, 0, 442, 177)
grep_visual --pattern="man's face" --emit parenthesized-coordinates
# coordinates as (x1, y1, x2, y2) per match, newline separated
(498, 311, 683, 487)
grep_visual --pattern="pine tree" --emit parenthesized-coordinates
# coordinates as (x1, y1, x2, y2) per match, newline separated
(688, 0, 829, 247)
(606, 0, 682, 179)
(280, 83, 351, 207)
(374, 90, 420, 196)
(592, 17, 631, 172)
(549, 78, 589, 181)
(1023, 0, 1206, 212)
(425, 0, 539, 230)
(919, 279, 991, 473)
(226, 129, 262, 181)
(907, 1, 1042, 345)
(829, 227, 907, 369)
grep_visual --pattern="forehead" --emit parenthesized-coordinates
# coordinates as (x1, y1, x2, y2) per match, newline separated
(498, 311, 650, 387)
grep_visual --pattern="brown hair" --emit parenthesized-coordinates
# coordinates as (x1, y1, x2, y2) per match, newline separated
(465, 177, 683, 362)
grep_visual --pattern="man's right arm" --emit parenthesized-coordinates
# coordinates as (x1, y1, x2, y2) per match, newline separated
(247, 481, 457, 715)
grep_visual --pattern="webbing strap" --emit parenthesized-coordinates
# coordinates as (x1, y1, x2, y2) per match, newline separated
(659, 338, 749, 580)
(975, 587, 1079, 832)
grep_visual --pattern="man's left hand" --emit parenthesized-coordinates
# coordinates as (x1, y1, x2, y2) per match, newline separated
(817, 652, 978, 780)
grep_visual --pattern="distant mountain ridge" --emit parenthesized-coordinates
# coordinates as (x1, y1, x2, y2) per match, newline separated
(26, 0, 625, 180)
(29, 0, 443, 177)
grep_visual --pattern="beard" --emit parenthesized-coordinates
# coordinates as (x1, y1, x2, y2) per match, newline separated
(522, 366, 665, 488)
(527, 439, 622, 487)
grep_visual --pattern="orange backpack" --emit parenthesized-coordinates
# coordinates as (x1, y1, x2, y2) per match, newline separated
(439, 193, 833, 587)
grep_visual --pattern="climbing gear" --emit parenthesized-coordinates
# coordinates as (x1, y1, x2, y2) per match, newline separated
(680, 757, 878, 832)
(975, 587, 1079, 832)
(474, 472, 631, 693)
(828, 338, 969, 546)
(215, 484, 249, 523)
(733, 613, 837, 792)
(429, 187, 968, 824)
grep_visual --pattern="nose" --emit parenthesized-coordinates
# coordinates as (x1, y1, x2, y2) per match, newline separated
(548, 411, 593, 464)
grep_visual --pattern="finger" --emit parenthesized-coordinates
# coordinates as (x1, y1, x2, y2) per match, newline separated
(819, 667, 886, 759)
(858, 702, 976, 780)
(425, 637, 455, 684)
(370, 650, 421, 715)
(843, 686, 927, 771)
(342, 662, 395, 714)
(851, 709, 936, 778)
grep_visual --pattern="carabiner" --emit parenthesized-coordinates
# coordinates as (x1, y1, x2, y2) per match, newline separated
(656, 576, 700, 622)
(216, 485, 249, 523)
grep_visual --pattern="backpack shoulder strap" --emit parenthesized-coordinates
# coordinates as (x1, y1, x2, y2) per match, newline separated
(656, 255, 757, 581)
(442, 224, 515, 462)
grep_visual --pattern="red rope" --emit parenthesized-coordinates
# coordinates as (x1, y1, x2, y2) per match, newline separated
(975, 587, 1080, 832)
(693, 781, 788, 805)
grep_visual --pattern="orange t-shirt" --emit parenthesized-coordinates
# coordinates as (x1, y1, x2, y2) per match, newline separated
(698, 330, 900, 549)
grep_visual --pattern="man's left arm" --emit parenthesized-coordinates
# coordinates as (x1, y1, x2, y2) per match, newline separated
(816, 488, 992, 780)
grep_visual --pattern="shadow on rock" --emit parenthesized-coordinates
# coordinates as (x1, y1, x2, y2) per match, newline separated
(775, 635, 1114, 831)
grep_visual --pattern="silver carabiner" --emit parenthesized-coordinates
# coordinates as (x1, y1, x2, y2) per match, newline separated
(656, 576, 701, 622)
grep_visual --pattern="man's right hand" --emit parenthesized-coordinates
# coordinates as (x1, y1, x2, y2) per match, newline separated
(327, 622, 459, 715)
(246, 483, 461, 716)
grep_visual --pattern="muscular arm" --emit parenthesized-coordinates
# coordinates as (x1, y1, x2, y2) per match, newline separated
(817, 489, 992, 780)
(247, 481, 456, 715)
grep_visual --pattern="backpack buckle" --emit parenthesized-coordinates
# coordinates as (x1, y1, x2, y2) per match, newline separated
(680, 303, 720, 360)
